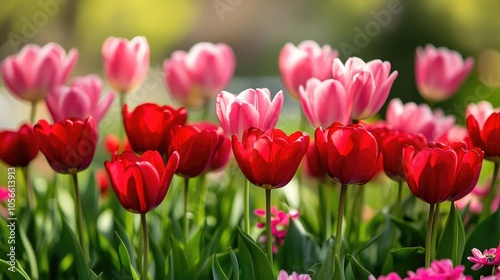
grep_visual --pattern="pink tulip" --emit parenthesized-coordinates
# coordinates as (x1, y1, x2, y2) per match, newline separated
(415, 44, 473, 102)
(332, 57, 398, 120)
(466, 101, 496, 129)
(1, 43, 78, 103)
(101, 36, 150, 93)
(299, 78, 352, 127)
(279, 40, 338, 99)
(216, 88, 283, 139)
(277, 270, 311, 280)
(164, 42, 235, 109)
(46, 75, 115, 123)
(386, 98, 455, 141)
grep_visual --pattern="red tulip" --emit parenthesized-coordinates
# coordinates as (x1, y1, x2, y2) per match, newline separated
(402, 143, 484, 204)
(381, 130, 428, 182)
(168, 122, 230, 178)
(104, 150, 179, 214)
(315, 122, 379, 185)
(103, 134, 132, 156)
(0, 124, 39, 167)
(303, 141, 327, 181)
(232, 128, 309, 189)
(466, 101, 500, 162)
(123, 103, 187, 154)
(34, 117, 98, 174)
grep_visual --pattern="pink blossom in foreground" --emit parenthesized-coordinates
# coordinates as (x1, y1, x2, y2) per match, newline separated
(164, 42, 235, 109)
(0, 187, 8, 202)
(102, 36, 150, 93)
(386, 98, 455, 141)
(279, 40, 338, 99)
(332, 57, 398, 120)
(254, 206, 299, 253)
(415, 44, 473, 102)
(1, 43, 78, 103)
(46, 74, 115, 123)
(216, 88, 283, 139)
(374, 259, 472, 280)
(368, 272, 402, 280)
(467, 244, 500, 270)
(277, 270, 311, 280)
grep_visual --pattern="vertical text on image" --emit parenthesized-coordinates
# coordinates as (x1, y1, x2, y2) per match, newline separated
(6, 167, 17, 273)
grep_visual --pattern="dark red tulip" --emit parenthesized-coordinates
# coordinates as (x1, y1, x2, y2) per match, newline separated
(303, 141, 327, 181)
(232, 128, 309, 189)
(168, 122, 230, 178)
(381, 130, 428, 182)
(105, 150, 179, 214)
(315, 122, 379, 185)
(34, 117, 97, 174)
(0, 124, 39, 167)
(103, 134, 132, 155)
(467, 112, 500, 162)
(402, 144, 484, 204)
(123, 103, 187, 154)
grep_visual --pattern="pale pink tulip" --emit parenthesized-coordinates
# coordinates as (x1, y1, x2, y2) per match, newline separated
(277, 270, 311, 280)
(386, 98, 455, 141)
(164, 42, 235, 109)
(1, 43, 78, 103)
(46, 75, 115, 123)
(101, 36, 150, 93)
(332, 57, 398, 120)
(299, 78, 351, 127)
(466, 101, 496, 129)
(279, 40, 338, 99)
(416, 44, 474, 102)
(216, 88, 283, 139)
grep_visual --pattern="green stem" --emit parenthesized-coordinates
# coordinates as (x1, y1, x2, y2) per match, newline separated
(481, 162, 500, 221)
(30, 101, 37, 123)
(118, 94, 126, 153)
(184, 177, 189, 246)
(299, 111, 306, 132)
(141, 214, 149, 280)
(425, 203, 436, 267)
(21, 166, 35, 211)
(319, 182, 332, 240)
(197, 175, 207, 226)
(201, 99, 210, 121)
(71, 173, 89, 267)
(334, 184, 348, 258)
(353, 185, 365, 247)
(265, 189, 273, 269)
(244, 179, 250, 233)
(431, 203, 440, 260)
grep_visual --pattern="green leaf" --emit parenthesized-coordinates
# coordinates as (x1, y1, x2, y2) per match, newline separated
(436, 203, 465, 265)
(89, 269, 103, 280)
(348, 254, 371, 280)
(229, 249, 240, 280)
(386, 247, 425, 276)
(278, 219, 319, 273)
(213, 254, 230, 280)
(462, 208, 500, 278)
(0, 260, 31, 280)
(61, 218, 88, 280)
(167, 237, 189, 279)
(237, 227, 274, 280)
(19, 226, 38, 279)
(317, 238, 334, 280)
(390, 216, 426, 247)
(114, 232, 140, 280)
(333, 255, 345, 280)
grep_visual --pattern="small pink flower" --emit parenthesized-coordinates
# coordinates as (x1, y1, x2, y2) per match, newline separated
(415, 44, 473, 102)
(277, 270, 311, 280)
(216, 88, 283, 139)
(480, 275, 500, 280)
(102, 36, 150, 93)
(164, 42, 235, 109)
(405, 259, 471, 280)
(279, 40, 338, 99)
(332, 57, 398, 120)
(0, 187, 8, 202)
(299, 78, 352, 127)
(386, 98, 455, 141)
(369, 272, 402, 280)
(1, 43, 78, 103)
(46, 74, 115, 123)
(254, 206, 299, 253)
(467, 245, 500, 270)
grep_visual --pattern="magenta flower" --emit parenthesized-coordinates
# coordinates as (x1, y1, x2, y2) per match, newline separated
(254, 206, 299, 253)
(216, 88, 283, 139)
(277, 270, 311, 280)
(332, 57, 398, 120)
(0, 187, 8, 202)
(415, 44, 473, 102)
(369, 272, 402, 280)
(467, 245, 500, 270)
(406, 259, 471, 280)
(386, 98, 455, 141)
(299, 78, 352, 127)
(102, 36, 150, 93)
(279, 40, 338, 99)
(1, 43, 78, 103)
(46, 74, 115, 123)
(164, 42, 235, 109)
